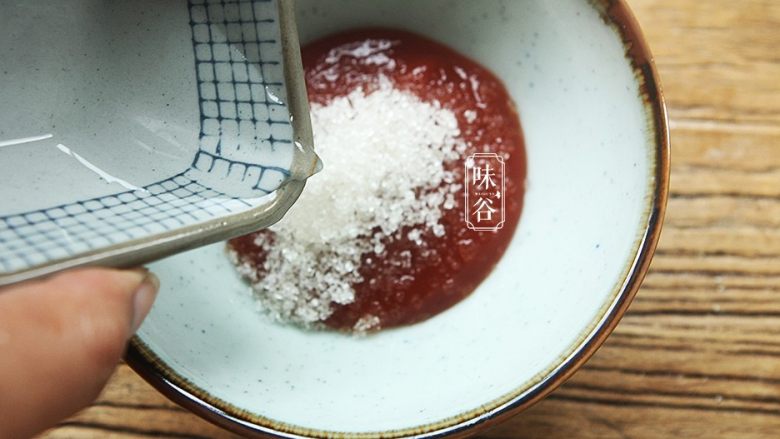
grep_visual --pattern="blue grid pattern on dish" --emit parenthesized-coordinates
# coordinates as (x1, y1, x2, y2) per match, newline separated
(0, 0, 293, 274)
(189, 0, 294, 191)
(0, 172, 258, 273)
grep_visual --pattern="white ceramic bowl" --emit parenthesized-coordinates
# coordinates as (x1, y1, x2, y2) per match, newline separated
(129, 0, 670, 437)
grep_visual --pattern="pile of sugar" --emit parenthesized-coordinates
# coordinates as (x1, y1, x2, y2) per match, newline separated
(230, 77, 465, 330)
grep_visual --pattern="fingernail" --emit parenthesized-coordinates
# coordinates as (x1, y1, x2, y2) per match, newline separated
(131, 272, 160, 333)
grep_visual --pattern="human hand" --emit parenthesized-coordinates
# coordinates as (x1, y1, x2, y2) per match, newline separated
(0, 268, 159, 438)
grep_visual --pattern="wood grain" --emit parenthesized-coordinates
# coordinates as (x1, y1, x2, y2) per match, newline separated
(42, 0, 780, 437)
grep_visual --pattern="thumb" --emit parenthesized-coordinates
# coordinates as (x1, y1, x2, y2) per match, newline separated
(0, 268, 159, 439)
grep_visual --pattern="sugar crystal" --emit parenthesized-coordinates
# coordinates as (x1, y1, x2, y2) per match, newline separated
(229, 77, 465, 328)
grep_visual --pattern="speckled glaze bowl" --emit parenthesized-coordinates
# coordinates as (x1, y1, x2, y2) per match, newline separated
(128, 0, 670, 437)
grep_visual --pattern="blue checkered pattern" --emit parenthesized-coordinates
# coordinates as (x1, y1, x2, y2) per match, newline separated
(189, 0, 295, 187)
(0, 0, 294, 275)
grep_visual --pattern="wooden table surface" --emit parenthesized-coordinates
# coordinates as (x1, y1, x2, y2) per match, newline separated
(42, 0, 780, 437)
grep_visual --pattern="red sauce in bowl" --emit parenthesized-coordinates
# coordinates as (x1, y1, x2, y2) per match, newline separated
(229, 29, 526, 331)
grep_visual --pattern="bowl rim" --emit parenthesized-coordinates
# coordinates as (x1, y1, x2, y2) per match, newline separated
(125, 0, 671, 437)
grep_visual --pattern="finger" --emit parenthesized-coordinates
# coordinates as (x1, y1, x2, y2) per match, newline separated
(0, 268, 159, 439)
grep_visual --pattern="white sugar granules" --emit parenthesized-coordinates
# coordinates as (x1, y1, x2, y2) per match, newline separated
(230, 77, 465, 330)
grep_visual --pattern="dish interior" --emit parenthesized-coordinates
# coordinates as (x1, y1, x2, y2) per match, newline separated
(138, 0, 655, 434)
(0, 0, 300, 278)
